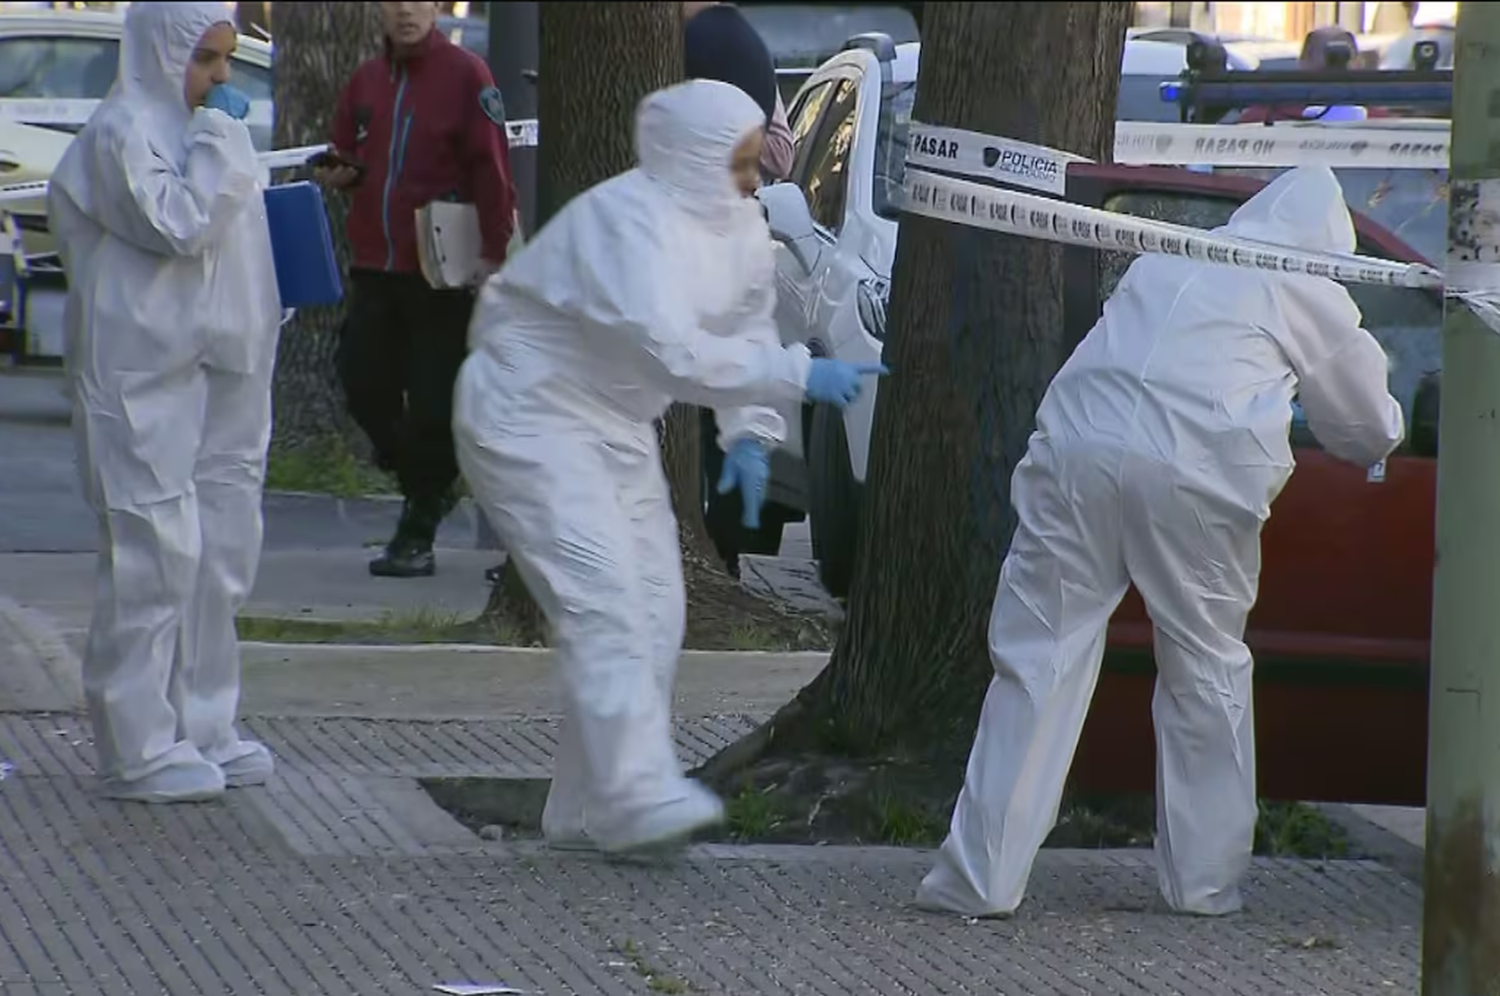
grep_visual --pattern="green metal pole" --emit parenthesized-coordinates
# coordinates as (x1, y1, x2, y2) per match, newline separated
(1423, 4, 1500, 993)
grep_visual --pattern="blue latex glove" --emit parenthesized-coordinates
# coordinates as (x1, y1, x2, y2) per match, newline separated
(805, 358, 888, 408)
(716, 438, 771, 529)
(203, 83, 251, 121)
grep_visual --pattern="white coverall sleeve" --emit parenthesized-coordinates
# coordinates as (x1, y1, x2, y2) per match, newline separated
(712, 273, 791, 451)
(1273, 278, 1406, 467)
(88, 108, 262, 259)
(570, 208, 812, 410)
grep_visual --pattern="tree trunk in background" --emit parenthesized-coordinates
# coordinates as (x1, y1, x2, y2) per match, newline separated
(482, 2, 687, 637)
(267, 2, 383, 450)
(784, 1, 1132, 754)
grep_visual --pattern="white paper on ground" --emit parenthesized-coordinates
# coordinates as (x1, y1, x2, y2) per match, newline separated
(432, 984, 528, 995)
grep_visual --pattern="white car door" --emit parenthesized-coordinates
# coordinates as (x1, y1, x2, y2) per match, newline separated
(771, 75, 852, 342)
(769, 70, 865, 462)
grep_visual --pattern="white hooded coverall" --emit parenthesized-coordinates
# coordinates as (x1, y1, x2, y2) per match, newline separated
(917, 166, 1405, 917)
(453, 79, 813, 852)
(46, 2, 283, 801)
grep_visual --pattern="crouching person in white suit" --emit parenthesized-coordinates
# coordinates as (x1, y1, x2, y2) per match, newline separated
(454, 79, 884, 855)
(47, 1, 283, 803)
(917, 166, 1405, 918)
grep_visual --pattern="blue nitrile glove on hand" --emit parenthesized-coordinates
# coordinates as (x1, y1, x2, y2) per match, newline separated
(203, 83, 251, 121)
(716, 438, 771, 529)
(805, 358, 889, 408)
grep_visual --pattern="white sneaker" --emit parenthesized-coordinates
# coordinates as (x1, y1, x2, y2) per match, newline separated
(601, 782, 725, 855)
(100, 757, 226, 804)
(214, 742, 275, 788)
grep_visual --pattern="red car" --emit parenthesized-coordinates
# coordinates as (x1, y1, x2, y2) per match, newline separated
(1064, 164, 1442, 807)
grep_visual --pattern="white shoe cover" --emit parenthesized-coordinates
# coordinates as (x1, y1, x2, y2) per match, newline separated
(100, 756, 226, 804)
(600, 781, 725, 854)
(215, 742, 275, 787)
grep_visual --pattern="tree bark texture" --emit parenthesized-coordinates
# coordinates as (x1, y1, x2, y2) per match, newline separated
(802, 2, 1132, 752)
(268, 2, 384, 450)
(535, 2, 681, 222)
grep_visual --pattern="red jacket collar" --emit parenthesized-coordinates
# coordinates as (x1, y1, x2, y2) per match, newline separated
(384, 27, 447, 66)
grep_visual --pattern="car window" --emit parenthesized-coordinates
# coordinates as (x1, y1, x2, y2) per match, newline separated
(0, 37, 120, 99)
(787, 79, 833, 177)
(873, 79, 915, 220)
(232, 58, 273, 104)
(797, 77, 858, 233)
(1101, 188, 1442, 452)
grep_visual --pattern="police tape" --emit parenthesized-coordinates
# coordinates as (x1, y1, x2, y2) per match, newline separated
(1112, 121, 1450, 170)
(901, 165, 1443, 289)
(905, 123, 1087, 196)
(906, 119, 1450, 183)
(0, 143, 337, 206)
(0, 128, 544, 205)
(0, 98, 540, 149)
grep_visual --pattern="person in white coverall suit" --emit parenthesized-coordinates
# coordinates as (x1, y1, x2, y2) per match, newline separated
(917, 166, 1405, 918)
(453, 78, 884, 854)
(46, 1, 283, 803)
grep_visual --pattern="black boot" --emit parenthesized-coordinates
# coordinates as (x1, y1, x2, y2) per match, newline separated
(369, 500, 437, 578)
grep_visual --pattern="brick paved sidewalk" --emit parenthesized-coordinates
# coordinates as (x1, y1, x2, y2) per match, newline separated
(0, 710, 1420, 996)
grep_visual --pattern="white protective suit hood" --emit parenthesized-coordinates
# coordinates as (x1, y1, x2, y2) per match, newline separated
(1220, 164, 1356, 256)
(115, 1, 229, 137)
(465, 77, 811, 436)
(635, 79, 766, 232)
(1035, 164, 1402, 518)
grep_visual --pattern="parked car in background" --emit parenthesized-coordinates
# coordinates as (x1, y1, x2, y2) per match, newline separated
(0, 118, 68, 257)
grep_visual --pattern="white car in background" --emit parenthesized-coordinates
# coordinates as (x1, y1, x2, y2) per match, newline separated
(744, 32, 1260, 595)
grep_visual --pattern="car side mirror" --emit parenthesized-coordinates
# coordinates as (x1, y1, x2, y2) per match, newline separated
(757, 182, 823, 275)
(1411, 370, 1440, 458)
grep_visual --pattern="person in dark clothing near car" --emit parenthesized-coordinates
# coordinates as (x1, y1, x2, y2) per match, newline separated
(316, 0, 516, 578)
(681, 0, 789, 579)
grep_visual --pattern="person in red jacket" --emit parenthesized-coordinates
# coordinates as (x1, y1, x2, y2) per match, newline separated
(315, 0, 516, 579)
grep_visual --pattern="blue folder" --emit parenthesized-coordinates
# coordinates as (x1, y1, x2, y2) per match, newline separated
(263, 181, 343, 309)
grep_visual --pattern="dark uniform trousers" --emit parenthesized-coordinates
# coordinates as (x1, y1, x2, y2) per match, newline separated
(337, 268, 474, 546)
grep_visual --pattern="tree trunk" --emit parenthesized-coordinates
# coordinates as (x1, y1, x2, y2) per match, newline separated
(268, 3, 384, 451)
(784, 1, 1132, 755)
(481, 1, 691, 637)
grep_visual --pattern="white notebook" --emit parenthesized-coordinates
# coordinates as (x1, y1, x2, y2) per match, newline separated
(415, 201, 484, 289)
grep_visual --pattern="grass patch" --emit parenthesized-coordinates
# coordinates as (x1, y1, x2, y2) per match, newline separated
(1050, 794, 1352, 858)
(870, 790, 944, 846)
(264, 437, 395, 498)
(235, 608, 524, 646)
(725, 623, 781, 652)
(1255, 800, 1350, 859)
(725, 782, 785, 839)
